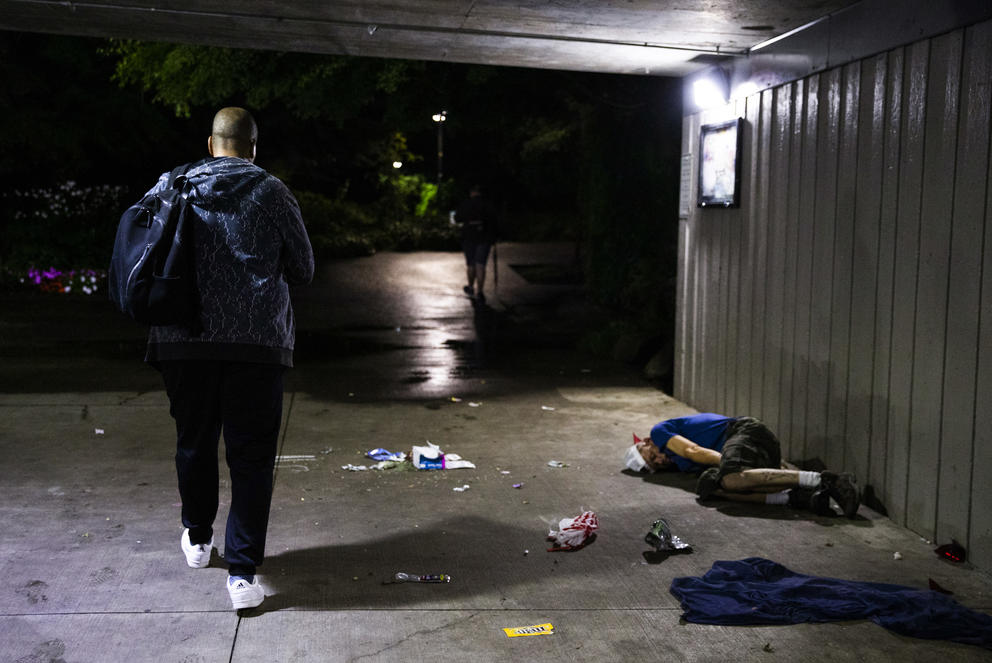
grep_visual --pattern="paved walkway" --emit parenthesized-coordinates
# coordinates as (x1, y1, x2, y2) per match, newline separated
(2, 244, 991, 662)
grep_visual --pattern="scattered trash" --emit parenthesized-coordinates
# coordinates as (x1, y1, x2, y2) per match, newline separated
(412, 443, 445, 469)
(513, 483, 524, 489)
(935, 540, 966, 563)
(320, 447, 333, 455)
(547, 511, 598, 552)
(412, 442, 476, 470)
(366, 448, 406, 462)
(500, 470, 511, 475)
(468, 402, 481, 407)
(94, 428, 105, 435)
(503, 623, 554, 638)
(443, 456, 473, 469)
(928, 578, 953, 595)
(541, 406, 556, 411)
(644, 518, 692, 553)
(893, 552, 903, 560)
(277, 454, 316, 462)
(341, 464, 369, 471)
(450, 397, 462, 402)
(547, 460, 567, 468)
(523, 549, 529, 555)
(453, 484, 471, 492)
(390, 572, 451, 583)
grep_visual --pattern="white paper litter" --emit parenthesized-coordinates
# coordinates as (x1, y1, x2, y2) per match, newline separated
(412, 442, 476, 469)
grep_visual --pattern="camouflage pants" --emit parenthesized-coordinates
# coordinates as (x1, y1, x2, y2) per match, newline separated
(716, 417, 782, 478)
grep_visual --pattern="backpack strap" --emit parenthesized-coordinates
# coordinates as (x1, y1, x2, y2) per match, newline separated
(165, 157, 211, 189)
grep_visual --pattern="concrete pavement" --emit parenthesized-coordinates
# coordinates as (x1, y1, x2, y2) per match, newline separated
(2, 243, 991, 662)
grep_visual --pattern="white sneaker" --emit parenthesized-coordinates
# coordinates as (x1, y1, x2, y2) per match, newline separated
(227, 576, 265, 610)
(180, 529, 213, 569)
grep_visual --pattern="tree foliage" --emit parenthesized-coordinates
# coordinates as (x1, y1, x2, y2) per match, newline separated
(106, 41, 417, 122)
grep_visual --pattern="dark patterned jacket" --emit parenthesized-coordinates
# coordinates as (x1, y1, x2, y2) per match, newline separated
(145, 157, 314, 367)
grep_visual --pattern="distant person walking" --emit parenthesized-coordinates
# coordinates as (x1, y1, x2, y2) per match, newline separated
(455, 184, 497, 302)
(139, 107, 314, 610)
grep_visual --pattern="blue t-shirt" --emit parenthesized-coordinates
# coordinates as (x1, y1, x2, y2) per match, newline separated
(650, 413, 734, 473)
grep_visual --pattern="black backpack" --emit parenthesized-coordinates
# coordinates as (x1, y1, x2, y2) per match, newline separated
(108, 161, 203, 332)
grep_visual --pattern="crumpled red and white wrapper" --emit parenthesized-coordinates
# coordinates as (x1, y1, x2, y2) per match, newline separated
(547, 511, 599, 551)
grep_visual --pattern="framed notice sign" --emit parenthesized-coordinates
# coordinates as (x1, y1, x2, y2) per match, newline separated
(697, 118, 742, 208)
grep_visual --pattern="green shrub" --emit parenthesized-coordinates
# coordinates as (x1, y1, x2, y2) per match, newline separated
(0, 181, 131, 273)
(295, 190, 379, 258)
(296, 170, 459, 258)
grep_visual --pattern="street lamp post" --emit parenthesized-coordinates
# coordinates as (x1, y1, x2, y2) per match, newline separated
(432, 110, 446, 183)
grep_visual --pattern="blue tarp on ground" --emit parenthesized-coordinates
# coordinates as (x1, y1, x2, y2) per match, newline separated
(670, 557, 992, 649)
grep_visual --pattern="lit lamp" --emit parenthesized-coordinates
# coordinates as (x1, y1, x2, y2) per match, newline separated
(432, 110, 447, 182)
(692, 77, 728, 110)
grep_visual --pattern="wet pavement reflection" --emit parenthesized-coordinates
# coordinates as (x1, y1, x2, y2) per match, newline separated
(287, 244, 634, 402)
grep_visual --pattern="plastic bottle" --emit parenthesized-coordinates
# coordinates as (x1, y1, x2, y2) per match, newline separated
(394, 572, 452, 583)
(644, 518, 692, 552)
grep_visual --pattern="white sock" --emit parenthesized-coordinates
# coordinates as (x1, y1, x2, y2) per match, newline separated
(798, 471, 821, 488)
(765, 490, 790, 505)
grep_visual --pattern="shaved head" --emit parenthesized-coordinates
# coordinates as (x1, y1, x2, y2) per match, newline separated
(208, 107, 258, 161)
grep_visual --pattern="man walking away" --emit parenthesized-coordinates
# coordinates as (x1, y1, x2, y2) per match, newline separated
(141, 107, 314, 610)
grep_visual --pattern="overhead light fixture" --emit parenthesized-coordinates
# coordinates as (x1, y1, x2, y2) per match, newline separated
(750, 15, 829, 52)
(692, 77, 727, 110)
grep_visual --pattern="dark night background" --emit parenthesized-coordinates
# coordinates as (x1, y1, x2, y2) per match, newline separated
(0, 31, 683, 366)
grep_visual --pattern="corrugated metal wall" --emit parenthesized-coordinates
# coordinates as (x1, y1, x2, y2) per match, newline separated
(676, 20, 992, 571)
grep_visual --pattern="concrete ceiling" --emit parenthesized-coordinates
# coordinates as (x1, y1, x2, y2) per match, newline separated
(0, 0, 860, 77)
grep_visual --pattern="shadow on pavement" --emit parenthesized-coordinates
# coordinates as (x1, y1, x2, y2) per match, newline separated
(254, 515, 586, 612)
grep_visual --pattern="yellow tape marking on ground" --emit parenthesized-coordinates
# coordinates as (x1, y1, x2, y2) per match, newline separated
(503, 623, 555, 637)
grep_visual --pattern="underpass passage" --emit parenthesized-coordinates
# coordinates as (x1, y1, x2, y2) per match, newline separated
(0, 242, 628, 398)
(286, 245, 629, 402)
